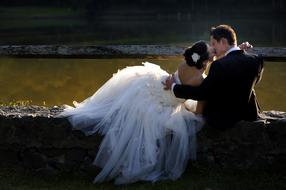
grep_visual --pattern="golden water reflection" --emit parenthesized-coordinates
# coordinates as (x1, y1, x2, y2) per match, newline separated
(0, 57, 285, 111)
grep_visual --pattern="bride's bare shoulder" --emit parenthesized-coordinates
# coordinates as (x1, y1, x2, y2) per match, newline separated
(178, 63, 204, 86)
(177, 63, 190, 78)
(177, 63, 185, 72)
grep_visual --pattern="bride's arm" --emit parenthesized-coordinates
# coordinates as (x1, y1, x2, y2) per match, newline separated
(239, 41, 253, 50)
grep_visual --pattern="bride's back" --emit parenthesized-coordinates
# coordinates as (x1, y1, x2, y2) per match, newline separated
(178, 63, 204, 86)
(177, 63, 205, 114)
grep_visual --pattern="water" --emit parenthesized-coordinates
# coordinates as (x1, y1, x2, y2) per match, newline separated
(0, 57, 285, 111)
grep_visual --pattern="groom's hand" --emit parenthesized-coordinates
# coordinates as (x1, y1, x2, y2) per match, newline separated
(163, 74, 175, 90)
(239, 41, 253, 50)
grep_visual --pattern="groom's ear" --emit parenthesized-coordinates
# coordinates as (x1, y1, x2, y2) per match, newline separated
(220, 38, 229, 46)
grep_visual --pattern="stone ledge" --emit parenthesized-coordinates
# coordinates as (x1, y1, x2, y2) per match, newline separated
(0, 106, 285, 176)
(0, 45, 286, 61)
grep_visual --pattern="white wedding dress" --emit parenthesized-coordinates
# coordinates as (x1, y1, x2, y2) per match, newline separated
(59, 62, 204, 184)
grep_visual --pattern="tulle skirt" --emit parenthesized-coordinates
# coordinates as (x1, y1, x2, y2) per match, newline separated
(59, 62, 204, 184)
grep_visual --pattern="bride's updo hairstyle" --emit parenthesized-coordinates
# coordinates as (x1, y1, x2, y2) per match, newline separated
(183, 41, 209, 69)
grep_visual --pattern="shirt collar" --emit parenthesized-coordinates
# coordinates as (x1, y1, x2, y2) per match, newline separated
(225, 46, 241, 55)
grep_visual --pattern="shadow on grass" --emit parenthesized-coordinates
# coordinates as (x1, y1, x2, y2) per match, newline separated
(0, 164, 285, 190)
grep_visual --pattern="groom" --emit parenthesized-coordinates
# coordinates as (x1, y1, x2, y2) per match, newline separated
(164, 25, 264, 129)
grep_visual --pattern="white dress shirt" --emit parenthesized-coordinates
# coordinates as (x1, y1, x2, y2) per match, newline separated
(225, 46, 241, 55)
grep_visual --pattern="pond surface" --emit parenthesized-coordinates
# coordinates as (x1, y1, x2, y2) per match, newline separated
(0, 57, 285, 111)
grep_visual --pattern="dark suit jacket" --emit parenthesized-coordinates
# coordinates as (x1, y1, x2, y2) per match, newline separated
(173, 50, 264, 129)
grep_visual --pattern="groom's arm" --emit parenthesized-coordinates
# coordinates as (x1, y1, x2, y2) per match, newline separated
(172, 62, 221, 100)
(173, 78, 209, 100)
(173, 83, 206, 100)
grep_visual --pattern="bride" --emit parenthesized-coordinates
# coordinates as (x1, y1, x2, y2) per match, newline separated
(59, 41, 213, 184)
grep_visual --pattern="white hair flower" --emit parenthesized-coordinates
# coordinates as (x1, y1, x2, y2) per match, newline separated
(191, 53, 200, 63)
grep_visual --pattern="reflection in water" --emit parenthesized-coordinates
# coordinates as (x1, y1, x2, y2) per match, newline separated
(0, 57, 285, 111)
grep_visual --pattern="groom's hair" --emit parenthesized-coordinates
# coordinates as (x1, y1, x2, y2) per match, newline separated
(210, 25, 237, 45)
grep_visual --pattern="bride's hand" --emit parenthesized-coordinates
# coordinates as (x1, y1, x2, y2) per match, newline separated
(239, 41, 253, 50)
(162, 74, 175, 90)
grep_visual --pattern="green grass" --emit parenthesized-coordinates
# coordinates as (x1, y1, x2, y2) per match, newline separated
(0, 100, 35, 106)
(0, 7, 82, 18)
(0, 19, 85, 30)
(0, 29, 195, 45)
(0, 165, 285, 190)
(0, 6, 85, 30)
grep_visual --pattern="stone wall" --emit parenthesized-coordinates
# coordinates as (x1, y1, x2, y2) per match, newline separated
(0, 106, 285, 176)
(0, 45, 286, 61)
